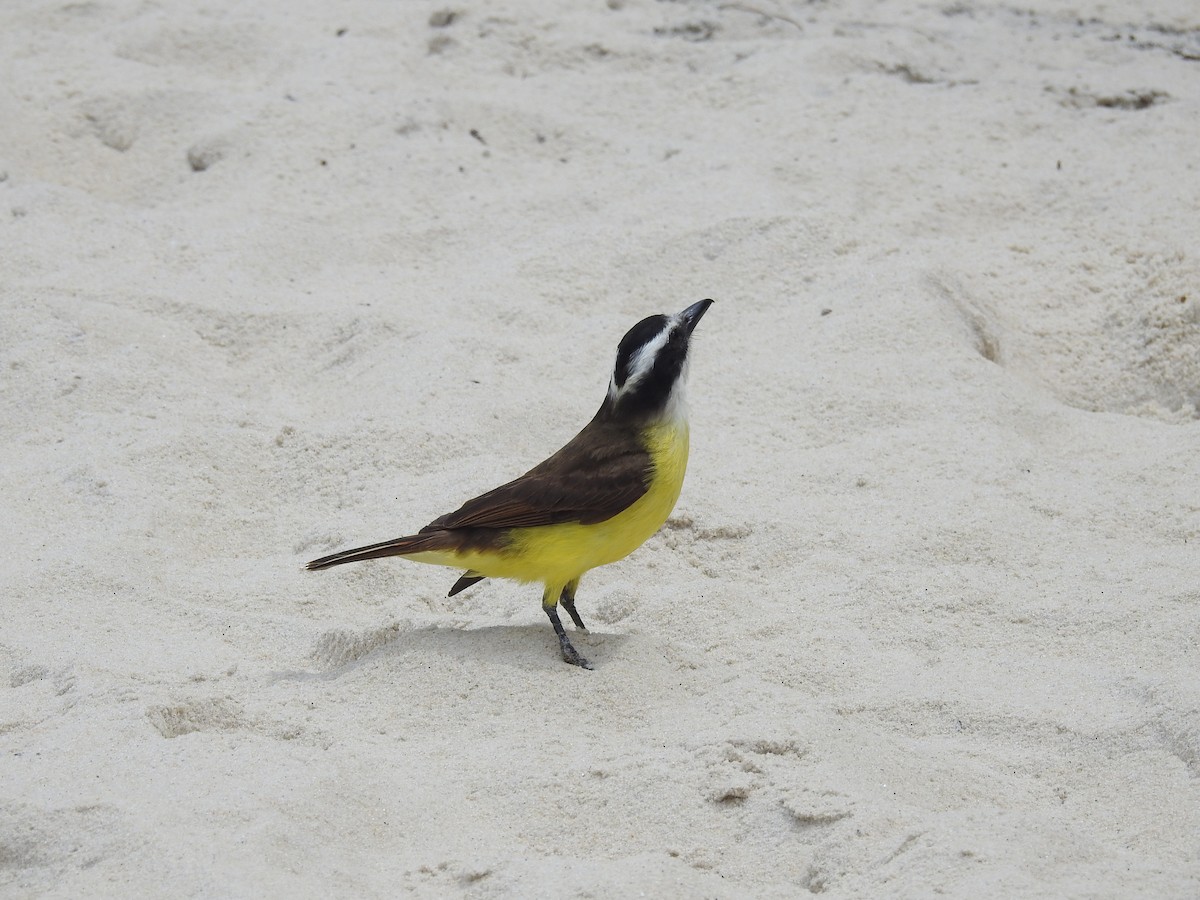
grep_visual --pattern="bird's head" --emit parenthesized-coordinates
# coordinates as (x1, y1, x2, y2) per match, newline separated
(606, 299, 713, 422)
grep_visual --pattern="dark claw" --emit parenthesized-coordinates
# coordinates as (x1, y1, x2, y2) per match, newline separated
(559, 637, 593, 670)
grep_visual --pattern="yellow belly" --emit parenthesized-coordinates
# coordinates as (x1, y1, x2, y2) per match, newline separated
(410, 420, 689, 589)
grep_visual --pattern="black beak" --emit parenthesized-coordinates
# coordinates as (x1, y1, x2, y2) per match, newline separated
(680, 299, 714, 335)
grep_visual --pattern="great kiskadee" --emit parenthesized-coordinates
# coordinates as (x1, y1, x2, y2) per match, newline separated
(307, 299, 713, 668)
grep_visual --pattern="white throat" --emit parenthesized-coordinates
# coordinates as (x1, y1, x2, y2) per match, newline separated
(660, 370, 690, 426)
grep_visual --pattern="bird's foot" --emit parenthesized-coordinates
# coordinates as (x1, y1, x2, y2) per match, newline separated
(545, 600, 593, 669)
(559, 635, 593, 670)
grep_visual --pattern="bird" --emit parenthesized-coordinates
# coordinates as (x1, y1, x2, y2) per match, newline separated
(306, 299, 713, 668)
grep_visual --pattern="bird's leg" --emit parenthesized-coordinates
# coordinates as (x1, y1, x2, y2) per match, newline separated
(543, 588, 592, 669)
(559, 578, 586, 631)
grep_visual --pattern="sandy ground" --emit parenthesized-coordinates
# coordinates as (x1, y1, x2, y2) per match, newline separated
(3, 0, 1199, 896)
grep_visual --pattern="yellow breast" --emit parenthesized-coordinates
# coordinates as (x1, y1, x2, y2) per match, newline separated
(432, 419, 690, 588)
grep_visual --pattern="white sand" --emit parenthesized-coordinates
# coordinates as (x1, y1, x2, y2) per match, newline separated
(3, 0, 1199, 895)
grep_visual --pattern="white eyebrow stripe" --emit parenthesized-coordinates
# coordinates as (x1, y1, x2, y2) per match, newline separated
(614, 320, 672, 398)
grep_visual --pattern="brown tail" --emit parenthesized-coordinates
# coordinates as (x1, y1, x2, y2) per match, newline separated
(306, 534, 441, 570)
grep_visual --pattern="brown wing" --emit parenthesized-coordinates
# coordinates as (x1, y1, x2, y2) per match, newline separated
(420, 411, 650, 532)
